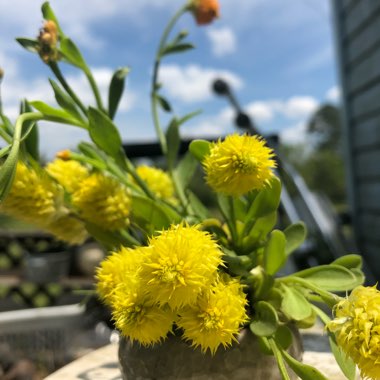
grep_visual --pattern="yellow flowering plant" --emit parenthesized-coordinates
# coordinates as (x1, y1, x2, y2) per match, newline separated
(0, 1, 378, 379)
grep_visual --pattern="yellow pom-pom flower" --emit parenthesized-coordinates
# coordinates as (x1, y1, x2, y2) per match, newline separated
(327, 286, 380, 380)
(112, 286, 176, 346)
(46, 159, 89, 193)
(178, 275, 248, 354)
(141, 224, 223, 309)
(0, 162, 63, 226)
(96, 246, 148, 304)
(203, 134, 276, 196)
(72, 173, 131, 230)
(136, 165, 175, 201)
(47, 215, 88, 245)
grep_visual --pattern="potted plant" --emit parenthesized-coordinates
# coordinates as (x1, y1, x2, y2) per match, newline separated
(0, 1, 378, 379)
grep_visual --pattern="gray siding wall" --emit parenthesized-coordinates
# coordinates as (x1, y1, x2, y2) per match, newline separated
(333, 0, 380, 279)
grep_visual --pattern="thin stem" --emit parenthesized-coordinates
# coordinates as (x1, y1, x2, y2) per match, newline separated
(49, 62, 87, 115)
(150, 4, 189, 156)
(84, 68, 105, 112)
(268, 339, 291, 380)
(228, 196, 239, 244)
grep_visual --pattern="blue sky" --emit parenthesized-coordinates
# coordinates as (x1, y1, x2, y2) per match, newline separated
(0, 0, 340, 158)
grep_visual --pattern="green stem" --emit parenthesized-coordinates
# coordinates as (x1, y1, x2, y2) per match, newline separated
(268, 339, 291, 380)
(84, 67, 105, 112)
(228, 196, 239, 244)
(277, 276, 342, 308)
(49, 62, 87, 115)
(150, 4, 189, 156)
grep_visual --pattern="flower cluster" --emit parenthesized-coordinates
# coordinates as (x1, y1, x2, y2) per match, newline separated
(97, 224, 248, 352)
(0, 0, 377, 379)
(327, 286, 380, 379)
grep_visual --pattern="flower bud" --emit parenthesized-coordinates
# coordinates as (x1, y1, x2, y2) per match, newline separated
(0, 67, 4, 81)
(38, 20, 59, 63)
(56, 150, 71, 160)
(189, 0, 220, 25)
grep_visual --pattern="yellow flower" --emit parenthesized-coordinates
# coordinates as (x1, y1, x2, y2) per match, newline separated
(46, 159, 90, 193)
(203, 134, 276, 196)
(189, 0, 220, 25)
(96, 246, 148, 304)
(141, 224, 223, 309)
(0, 162, 63, 226)
(327, 286, 380, 380)
(112, 287, 176, 346)
(46, 215, 88, 245)
(136, 165, 175, 201)
(72, 173, 131, 230)
(178, 275, 248, 354)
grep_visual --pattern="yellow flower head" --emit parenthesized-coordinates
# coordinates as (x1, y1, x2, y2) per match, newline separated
(141, 224, 223, 309)
(136, 165, 175, 201)
(96, 246, 148, 304)
(46, 159, 90, 193)
(72, 173, 131, 231)
(327, 286, 380, 380)
(111, 284, 175, 346)
(203, 134, 276, 196)
(178, 275, 248, 354)
(189, 0, 220, 25)
(0, 162, 63, 226)
(46, 214, 88, 245)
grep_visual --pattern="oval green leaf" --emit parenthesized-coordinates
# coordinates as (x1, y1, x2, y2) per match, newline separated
(189, 139, 211, 162)
(281, 285, 312, 321)
(264, 230, 286, 275)
(250, 301, 279, 337)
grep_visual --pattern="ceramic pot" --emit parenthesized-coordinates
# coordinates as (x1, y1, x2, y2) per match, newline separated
(118, 327, 303, 380)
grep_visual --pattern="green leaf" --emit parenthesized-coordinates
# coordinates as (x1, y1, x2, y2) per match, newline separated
(244, 176, 281, 230)
(15, 38, 39, 54)
(78, 142, 107, 161)
(131, 195, 181, 232)
(281, 348, 329, 380)
(292, 264, 361, 291)
(0, 153, 18, 202)
(84, 222, 128, 250)
(281, 285, 312, 321)
(156, 95, 172, 112)
(29, 101, 84, 127)
(49, 79, 84, 121)
(171, 30, 189, 46)
(186, 191, 210, 220)
(177, 110, 202, 126)
(332, 254, 362, 270)
(108, 67, 130, 120)
(59, 37, 87, 69)
(242, 212, 277, 249)
(284, 222, 307, 256)
(189, 139, 211, 162)
(41, 2, 64, 36)
(274, 325, 293, 351)
(329, 333, 357, 380)
(166, 118, 180, 169)
(250, 301, 279, 337)
(264, 230, 286, 275)
(1, 114, 15, 135)
(175, 152, 198, 190)
(223, 251, 252, 276)
(20, 100, 39, 161)
(0, 145, 11, 159)
(88, 107, 122, 158)
(161, 43, 194, 56)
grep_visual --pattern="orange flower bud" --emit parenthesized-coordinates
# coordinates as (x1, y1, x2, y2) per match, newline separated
(190, 0, 220, 25)
(56, 150, 71, 161)
(38, 20, 59, 63)
(0, 67, 4, 81)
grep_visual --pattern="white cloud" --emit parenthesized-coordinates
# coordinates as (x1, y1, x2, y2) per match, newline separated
(159, 64, 243, 103)
(326, 85, 341, 103)
(246, 101, 276, 123)
(207, 27, 237, 57)
(280, 121, 308, 145)
(280, 96, 319, 119)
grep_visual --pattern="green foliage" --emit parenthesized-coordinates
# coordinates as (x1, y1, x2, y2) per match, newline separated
(250, 301, 279, 337)
(108, 67, 130, 120)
